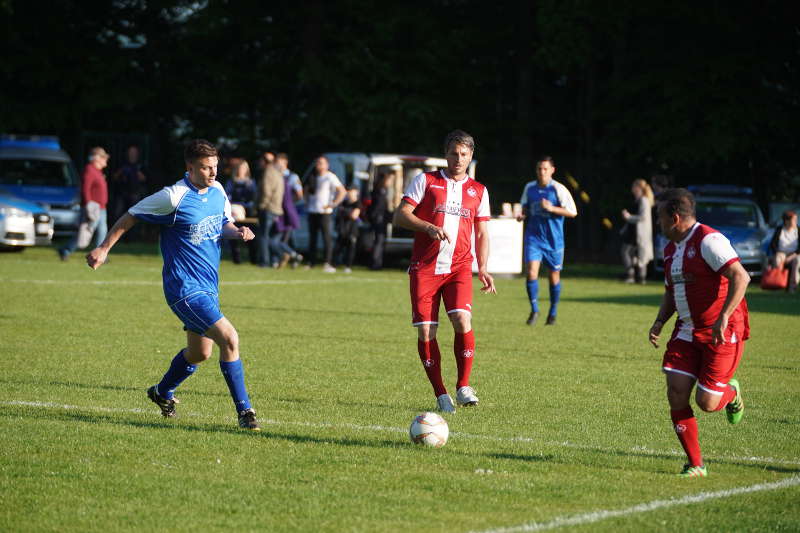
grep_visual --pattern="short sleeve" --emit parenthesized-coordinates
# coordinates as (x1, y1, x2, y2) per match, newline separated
(402, 172, 427, 207)
(328, 172, 343, 189)
(519, 182, 532, 207)
(554, 181, 577, 216)
(476, 187, 491, 221)
(700, 232, 739, 272)
(214, 182, 233, 225)
(129, 187, 180, 224)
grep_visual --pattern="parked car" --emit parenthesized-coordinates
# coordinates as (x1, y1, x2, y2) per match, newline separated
(0, 135, 80, 236)
(0, 187, 54, 249)
(654, 185, 769, 276)
(300, 153, 477, 253)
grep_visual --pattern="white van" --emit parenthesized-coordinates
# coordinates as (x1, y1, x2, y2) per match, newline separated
(301, 153, 477, 253)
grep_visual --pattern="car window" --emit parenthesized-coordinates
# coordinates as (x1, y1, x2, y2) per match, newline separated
(0, 158, 77, 187)
(696, 201, 757, 228)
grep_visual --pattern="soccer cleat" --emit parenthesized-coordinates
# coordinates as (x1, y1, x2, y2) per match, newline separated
(677, 464, 707, 478)
(436, 394, 456, 414)
(322, 263, 336, 273)
(238, 408, 261, 431)
(725, 378, 744, 425)
(526, 311, 539, 326)
(456, 386, 479, 407)
(545, 315, 557, 326)
(147, 385, 178, 418)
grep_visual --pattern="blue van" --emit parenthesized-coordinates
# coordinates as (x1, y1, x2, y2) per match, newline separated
(0, 135, 80, 236)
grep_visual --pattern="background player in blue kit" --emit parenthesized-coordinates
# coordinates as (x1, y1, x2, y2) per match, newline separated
(86, 139, 262, 431)
(517, 156, 578, 326)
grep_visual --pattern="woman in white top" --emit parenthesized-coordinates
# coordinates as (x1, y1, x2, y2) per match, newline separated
(768, 210, 799, 292)
(304, 156, 346, 272)
(621, 178, 655, 283)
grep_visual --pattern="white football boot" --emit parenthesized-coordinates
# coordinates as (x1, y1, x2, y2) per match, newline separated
(436, 394, 456, 413)
(456, 386, 479, 407)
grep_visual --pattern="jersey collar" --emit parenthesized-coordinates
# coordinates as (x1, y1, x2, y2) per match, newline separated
(677, 222, 700, 246)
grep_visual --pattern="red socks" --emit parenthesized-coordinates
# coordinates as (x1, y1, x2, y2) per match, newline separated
(671, 407, 702, 467)
(417, 339, 447, 397)
(454, 330, 475, 389)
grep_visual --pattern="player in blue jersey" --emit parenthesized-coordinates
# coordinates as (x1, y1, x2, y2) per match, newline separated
(517, 156, 578, 326)
(86, 139, 261, 431)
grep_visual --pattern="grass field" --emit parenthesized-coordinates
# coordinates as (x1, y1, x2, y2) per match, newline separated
(1, 244, 798, 532)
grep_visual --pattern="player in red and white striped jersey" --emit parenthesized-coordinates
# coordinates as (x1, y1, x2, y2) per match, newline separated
(649, 188, 749, 478)
(393, 130, 496, 414)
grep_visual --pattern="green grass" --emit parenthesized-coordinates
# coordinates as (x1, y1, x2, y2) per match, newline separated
(1, 245, 798, 532)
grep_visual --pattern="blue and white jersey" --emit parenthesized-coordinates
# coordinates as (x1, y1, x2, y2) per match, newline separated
(129, 175, 232, 305)
(520, 179, 577, 251)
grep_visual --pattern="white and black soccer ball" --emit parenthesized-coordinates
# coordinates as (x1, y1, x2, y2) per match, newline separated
(408, 412, 449, 447)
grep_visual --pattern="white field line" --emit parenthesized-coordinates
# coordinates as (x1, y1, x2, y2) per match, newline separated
(0, 277, 399, 286)
(471, 476, 800, 533)
(3, 400, 799, 468)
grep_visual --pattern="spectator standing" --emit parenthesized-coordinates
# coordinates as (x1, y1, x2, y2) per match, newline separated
(256, 161, 284, 268)
(59, 146, 110, 261)
(367, 170, 393, 270)
(305, 155, 346, 272)
(767, 210, 799, 293)
(621, 178, 655, 283)
(333, 184, 361, 273)
(110, 144, 147, 223)
(517, 155, 578, 326)
(225, 160, 258, 264)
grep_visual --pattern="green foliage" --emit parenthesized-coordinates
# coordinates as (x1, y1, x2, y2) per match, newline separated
(1, 246, 799, 531)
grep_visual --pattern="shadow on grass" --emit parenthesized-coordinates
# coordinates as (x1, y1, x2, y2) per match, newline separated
(0, 407, 408, 450)
(488, 445, 800, 474)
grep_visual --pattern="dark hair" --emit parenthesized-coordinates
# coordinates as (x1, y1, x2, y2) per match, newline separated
(184, 139, 217, 163)
(276, 152, 289, 161)
(783, 210, 796, 221)
(658, 188, 696, 218)
(443, 129, 475, 154)
(537, 155, 555, 166)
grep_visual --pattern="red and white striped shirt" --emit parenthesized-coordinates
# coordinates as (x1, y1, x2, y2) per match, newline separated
(403, 170, 490, 275)
(663, 222, 750, 343)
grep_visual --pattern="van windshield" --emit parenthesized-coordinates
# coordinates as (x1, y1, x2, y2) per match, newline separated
(696, 201, 758, 228)
(0, 158, 78, 187)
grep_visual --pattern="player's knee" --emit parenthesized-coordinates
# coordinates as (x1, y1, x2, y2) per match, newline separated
(695, 392, 720, 412)
(666, 383, 690, 407)
(186, 346, 213, 363)
(449, 312, 471, 333)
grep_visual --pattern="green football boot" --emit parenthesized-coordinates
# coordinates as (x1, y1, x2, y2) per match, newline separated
(725, 378, 744, 425)
(677, 464, 707, 478)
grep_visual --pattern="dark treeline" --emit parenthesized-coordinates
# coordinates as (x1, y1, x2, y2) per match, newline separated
(2, 0, 798, 255)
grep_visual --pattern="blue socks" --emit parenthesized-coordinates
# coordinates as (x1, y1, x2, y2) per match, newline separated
(157, 349, 197, 400)
(526, 279, 539, 313)
(220, 359, 252, 412)
(549, 282, 561, 318)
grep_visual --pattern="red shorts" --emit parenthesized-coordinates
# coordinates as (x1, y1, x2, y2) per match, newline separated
(409, 267, 473, 326)
(662, 327, 745, 395)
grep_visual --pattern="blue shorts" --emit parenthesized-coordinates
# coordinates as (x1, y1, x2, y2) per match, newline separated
(523, 239, 564, 271)
(169, 291, 224, 335)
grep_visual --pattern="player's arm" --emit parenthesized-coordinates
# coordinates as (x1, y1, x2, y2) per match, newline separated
(393, 200, 450, 242)
(330, 184, 346, 209)
(649, 289, 676, 348)
(711, 261, 750, 345)
(474, 219, 496, 294)
(221, 221, 254, 241)
(86, 213, 138, 270)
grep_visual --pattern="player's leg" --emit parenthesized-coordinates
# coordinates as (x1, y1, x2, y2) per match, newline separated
(444, 269, 478, 406)
(204, 316, 260, 430)
(787, 253, 799, 293)
(411, 272, 451, 412)
(693, 335, 745, 425)
(544, 249, 564, 325)
(663, 338, 706, 476)
(524, 239, 543, 324)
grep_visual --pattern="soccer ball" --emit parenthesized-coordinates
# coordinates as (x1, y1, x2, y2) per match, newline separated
(408, 412, 449, 447)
